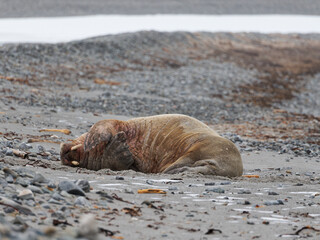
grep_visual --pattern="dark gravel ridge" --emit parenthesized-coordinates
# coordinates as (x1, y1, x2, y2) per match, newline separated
(1, 31, 320, 153)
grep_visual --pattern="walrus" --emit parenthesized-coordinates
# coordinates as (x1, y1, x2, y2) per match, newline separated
(60, 114, 243, 177)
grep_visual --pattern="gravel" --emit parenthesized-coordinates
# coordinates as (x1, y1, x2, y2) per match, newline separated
(0, 30, 319, 239)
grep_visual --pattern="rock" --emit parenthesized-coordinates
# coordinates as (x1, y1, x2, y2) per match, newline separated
(74, 179, 90, 193)
(18, 189, 34, 200)
(41, 204, 51, 209)
(19, 142, 32, 151)
(3, 206, 15, 214)
(51, 192, 65, 201)
(205, 187, 225, 193)
(5, 175, 14, 183)
(37, 145, 46, 152)
(204, 182, 215, 186)
(48, 198, 63, 205)
(31, 173, 49, 185)
(268, 191, 279, 195)
(51, 210, 66, 220)
(75, 196, 91, 207)
(238, 189, 251, 194)
(28, 185, 43, 194)
(25, 199, 36, 207)
(77, 214, 99, 240)
(15, 177, 29, 187)
(115, 176, 124, 180)
(264, 200, 284, 206)
(0, 178, 8, 188)
(0, 223, 10, 236)
(124, 188, 134, 194)
(3, 167, 19, 179)
(220, 181, 231, 185)
(146, 180, 154, 185)
(96, 190, 113, 201)
(58, 181, 86, 196)
(5, 149, 13, 156)
(12, 216, 27, 226)
(47, 181, 57, 189)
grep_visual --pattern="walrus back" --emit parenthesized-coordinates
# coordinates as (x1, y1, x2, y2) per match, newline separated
(125, 114, 222, 173)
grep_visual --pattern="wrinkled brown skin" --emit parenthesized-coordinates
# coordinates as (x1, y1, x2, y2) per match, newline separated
(60, 114, 243, 177)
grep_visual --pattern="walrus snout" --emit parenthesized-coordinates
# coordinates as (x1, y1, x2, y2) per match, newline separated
(60, 143, 82, 167)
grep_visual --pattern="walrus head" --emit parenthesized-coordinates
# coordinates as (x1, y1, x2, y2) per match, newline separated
(60, 143, 83, 167)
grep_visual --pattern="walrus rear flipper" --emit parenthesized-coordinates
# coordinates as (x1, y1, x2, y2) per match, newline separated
(163, 158, 242, 177)
(100, 131, 135, 171)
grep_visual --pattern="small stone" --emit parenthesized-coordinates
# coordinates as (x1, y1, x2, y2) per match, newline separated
(220, 181, 231, 185)
(5, 175, 14, 183)
(74, 179, 90, 193)
(243, 200, 251, 205)
(18, 189, 34, 200)
(238, 190, 251, 194)
(12, 216, 27, 225)
(294, 183, 303, 186)
(51, 210, 65, 220)
(15, 177, 29, 187)
(124, 189, 134, 194)
(96, 191, 113, 201)
(52, 192, 65, 201)
(77, 214, 99, 239)
(5, 149, 13, 156)
(37, 145, 46, 152)
(31, 173, 49, 185)
(43, 226, 56, 236)
(168, 186, 178, 191)
(204, 182, 215, 186)
(25, 200, 36, 207)
(28, 185, 43, 194)
(146, 180, 154, 185)
(186, 214, 194, 217)
(115, 176, 124, 180)
(205, 187, 225, 193)
(19, 143, 32, 151)
(75, 196, 91, 207)
(41, 204, 51, 209)
(41, 187, 52, 194)
(247, 220, 255, 225)
(0, 178, 8, 188)
(268, 191, 279, 195)
(58, 181, 86, 196)
(47, 181, 57, 189)
(4, 206, 15, 214)
(48, 198, 63, 205)
(264, 200, 284, 206)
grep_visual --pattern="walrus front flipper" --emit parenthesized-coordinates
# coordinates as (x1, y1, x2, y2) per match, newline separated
(100, 131, 135, 171)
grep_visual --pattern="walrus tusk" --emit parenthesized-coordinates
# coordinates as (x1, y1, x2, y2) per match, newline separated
(71, 144, 82, 151)
(39, 129, 71, 135)
(138, 189, 166, 194)
(71, 161, 79, 166)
